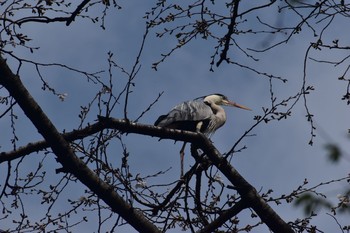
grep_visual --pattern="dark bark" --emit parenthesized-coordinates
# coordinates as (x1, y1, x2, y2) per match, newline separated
(0, 56, 161, 233)
(216, 0, 240, 67)
(0, 71, 294, 233)
(196, 200, 247, 233)
(95, 117, 295, 233)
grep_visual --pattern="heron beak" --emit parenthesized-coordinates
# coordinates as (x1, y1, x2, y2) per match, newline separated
(225, 100, 251, 111)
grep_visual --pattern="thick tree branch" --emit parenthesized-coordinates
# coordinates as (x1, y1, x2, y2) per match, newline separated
(71, 117, 294, 232)
(0, 56, 161, 233)
(66, 0, 91, 26)
(0, 122, 106, 163)
(0, 111, 294, 232)
(0, 115, 213, 163)
(197, 200, 248, 233)
(95, 117, 295, 233)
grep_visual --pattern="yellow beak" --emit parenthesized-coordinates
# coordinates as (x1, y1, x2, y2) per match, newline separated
(224, 100, 251, 111)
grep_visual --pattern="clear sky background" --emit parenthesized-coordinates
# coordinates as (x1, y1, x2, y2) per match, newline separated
(1, 1, 349, 232)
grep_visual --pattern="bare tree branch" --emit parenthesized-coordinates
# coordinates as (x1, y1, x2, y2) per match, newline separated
(66, 0, 91, 26)
(95, 117, 295, 233)
(216, 0, 240, 67)
(0, 109, 294, 232)
(0, 56, 161, 233)
(197, 200, 248, 233)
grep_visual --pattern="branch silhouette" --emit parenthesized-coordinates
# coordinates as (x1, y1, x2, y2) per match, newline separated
(0, 56, 161, 233)
(0, 107, 295, 232)
(0, 112, 295, 232)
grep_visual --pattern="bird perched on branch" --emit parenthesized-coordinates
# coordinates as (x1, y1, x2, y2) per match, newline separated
(155, 93, 251, 176)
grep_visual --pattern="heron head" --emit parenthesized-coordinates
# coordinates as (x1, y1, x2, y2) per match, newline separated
(205, 94, 251, 111)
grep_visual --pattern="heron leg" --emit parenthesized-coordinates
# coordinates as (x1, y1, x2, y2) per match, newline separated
(179, 121, 201, 177)
(179, 142, 187, 177)
(196, 121, 203, 132)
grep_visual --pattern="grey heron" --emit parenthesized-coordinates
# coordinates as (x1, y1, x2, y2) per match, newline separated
(155, 93, 251, 176)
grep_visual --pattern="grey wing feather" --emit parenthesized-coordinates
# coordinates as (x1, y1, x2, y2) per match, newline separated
(155, 99, 213, 127)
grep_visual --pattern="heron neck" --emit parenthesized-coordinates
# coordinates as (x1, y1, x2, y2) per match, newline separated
(211, 104, 226, 122)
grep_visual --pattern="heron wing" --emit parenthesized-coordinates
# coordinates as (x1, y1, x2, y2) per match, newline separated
(155, 99, 213, 128)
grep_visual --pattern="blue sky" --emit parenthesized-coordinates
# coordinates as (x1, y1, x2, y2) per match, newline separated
(1, 1, 349, 232)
